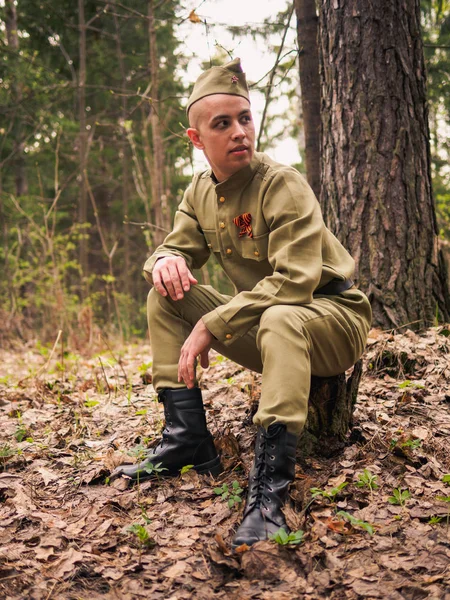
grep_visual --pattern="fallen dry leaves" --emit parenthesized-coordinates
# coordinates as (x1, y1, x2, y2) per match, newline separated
(0, 326, 450, 599)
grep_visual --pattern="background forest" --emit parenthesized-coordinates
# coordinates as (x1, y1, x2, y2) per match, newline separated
(1, 0, 450, 346)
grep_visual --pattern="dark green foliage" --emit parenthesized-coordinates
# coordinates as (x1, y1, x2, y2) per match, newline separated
(0, 1, 190, 340)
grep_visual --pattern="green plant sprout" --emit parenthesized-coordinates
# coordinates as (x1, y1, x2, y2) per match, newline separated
(435, 495, 450, 527)
(400, 438, 422, 450)
(135, 408, 148, 416)
(0, 444, 16, 460)
(398, 380, 424, 389)
(128, 444, 148, 460)
(269, 528, 304, 546)
(143, 461, 167, 477)
(310, 482, 348, 501)
(336, 510, 375, 535)
(180, 464, 194, 475)
(388, 488, 411, 506)
(214, 481, 243, 509)
(428, 516, 443, 525)
(442, 474, 450, 484)
(127, 523, 154, 548)
(436, 495, 450, 503)
(84, 396, 99, 408)
(356, 469, 379, 492)
(138, 362, 153, 374)
(140, 507, 152, 524)
(15, 424, 27, 443)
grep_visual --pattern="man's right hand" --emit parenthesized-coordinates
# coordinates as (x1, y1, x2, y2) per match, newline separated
(152, 256, 198, 301)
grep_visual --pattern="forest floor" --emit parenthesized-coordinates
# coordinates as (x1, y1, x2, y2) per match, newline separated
(1, 326, 450, 600)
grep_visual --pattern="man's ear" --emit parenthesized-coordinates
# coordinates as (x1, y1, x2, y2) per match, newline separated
(186, 127, 204, 150)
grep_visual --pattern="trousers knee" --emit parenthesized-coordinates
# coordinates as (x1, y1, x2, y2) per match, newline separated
(257, 305, 309, 349)
(147, 287, 167, 320)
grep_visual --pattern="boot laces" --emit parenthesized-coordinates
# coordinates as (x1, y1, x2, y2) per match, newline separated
(248, 430, 277, 511)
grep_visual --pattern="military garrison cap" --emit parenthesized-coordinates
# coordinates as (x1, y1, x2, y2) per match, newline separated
(186, 57, 250, 115)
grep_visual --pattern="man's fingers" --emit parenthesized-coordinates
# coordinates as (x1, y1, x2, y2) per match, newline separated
(177, 262, 193, 292)
(166, 265, 184, 300)
(160, 268, 177, 300)
(177, 262, 198, 292)
(152, 269, 167, 297)
(188, 271, 198, 285)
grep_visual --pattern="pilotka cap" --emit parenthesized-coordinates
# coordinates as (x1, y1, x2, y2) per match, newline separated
(186, 57, 250, 115)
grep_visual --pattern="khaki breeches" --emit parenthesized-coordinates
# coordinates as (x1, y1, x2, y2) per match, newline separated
(147, 285, 372, 434)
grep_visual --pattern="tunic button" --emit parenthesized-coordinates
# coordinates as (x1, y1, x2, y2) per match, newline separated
(226, 248, 232, 255)
(219, 196, 225, 203)
(225, 334, 232, 340)
(219, 222, 225, 229)
(254, 250, 260, 257)
(207, 243, 212, 249)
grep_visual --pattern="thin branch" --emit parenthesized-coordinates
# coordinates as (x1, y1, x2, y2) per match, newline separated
(256, 3, 295, 152)
(125, 220, 170, 233)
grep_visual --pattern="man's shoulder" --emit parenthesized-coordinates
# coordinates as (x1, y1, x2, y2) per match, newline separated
(189, 168, 213, 191)
(255, 152, 307, 185)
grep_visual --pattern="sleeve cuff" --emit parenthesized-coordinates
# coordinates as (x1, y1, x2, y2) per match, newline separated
(202, 310, 238, 347)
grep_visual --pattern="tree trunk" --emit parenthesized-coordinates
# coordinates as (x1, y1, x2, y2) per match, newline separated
(294, 0, 321, 200)
(319, 0, 450, 328)
(78, 0, 89, 280)
(298, 360, 363, 457)
(113, 8, 131, 295)
(148, 0, 167, 247)
(5, 0, 28, 197)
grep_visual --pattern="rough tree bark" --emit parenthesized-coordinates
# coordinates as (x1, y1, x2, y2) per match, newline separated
(319, 0, 450, 328)
(299, 361, 363, 456)
(5, 0, 28, 197)
(294, 0, 321, 200)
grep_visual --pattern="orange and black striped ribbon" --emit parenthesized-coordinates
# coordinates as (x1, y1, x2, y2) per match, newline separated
(233, 212, 253, 238)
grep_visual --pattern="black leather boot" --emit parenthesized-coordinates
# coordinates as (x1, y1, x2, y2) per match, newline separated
(111, 388, 222, 481)
(232, 423, 297, 548)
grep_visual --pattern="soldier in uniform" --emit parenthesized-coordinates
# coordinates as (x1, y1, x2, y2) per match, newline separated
(112, 58, 372, 548)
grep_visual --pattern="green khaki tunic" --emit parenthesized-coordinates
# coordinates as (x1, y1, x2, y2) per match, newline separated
(144, 152, 372, 433)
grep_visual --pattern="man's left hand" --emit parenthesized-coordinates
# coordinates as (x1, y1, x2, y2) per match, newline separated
(178, 319, 214, 388)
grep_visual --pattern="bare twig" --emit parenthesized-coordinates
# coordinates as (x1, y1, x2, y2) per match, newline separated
(35, 330, 63, 378)
(256, 4, 295, 152)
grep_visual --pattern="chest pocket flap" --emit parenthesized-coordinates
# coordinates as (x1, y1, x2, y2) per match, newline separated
(238, 232, 269, 262)
(203, 229, 220, 253)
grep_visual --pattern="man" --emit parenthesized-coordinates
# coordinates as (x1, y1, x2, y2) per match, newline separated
(112, 58, 372, 548)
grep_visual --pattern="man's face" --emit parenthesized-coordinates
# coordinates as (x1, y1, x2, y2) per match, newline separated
(187, 95, 255, 182)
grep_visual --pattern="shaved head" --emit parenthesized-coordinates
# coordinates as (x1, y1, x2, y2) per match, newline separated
(188, 94, 251, 131)
(188, 99, 205, 130)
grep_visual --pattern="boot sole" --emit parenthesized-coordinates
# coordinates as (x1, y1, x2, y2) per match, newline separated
(194, 455, 223, 477)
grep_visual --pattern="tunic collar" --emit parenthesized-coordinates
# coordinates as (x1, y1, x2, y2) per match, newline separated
(210, 152, 263, 192)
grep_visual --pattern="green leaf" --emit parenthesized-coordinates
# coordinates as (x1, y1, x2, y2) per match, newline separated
(180, 464, 194, 475)
(442, 474, 450, 484)
(336, 510, 374, 535)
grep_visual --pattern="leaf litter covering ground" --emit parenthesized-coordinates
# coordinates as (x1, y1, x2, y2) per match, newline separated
(0, 327, 450, 599)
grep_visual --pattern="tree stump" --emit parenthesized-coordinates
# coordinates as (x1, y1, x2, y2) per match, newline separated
(298, 359, 363, 457)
